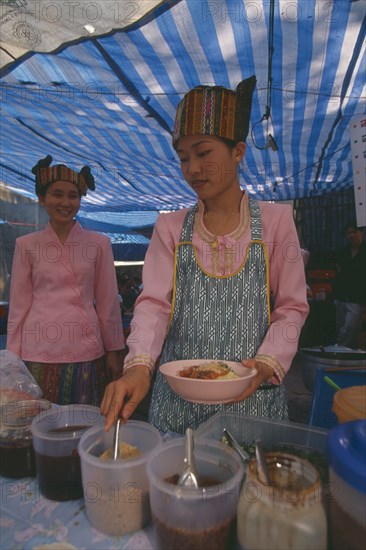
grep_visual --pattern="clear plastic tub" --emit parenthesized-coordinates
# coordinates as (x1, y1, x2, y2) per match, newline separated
(196, 412, 328, 455)
(31, 404, 102, 500)
(146, 438, 244, 550)
(237, 452, 327, 550)
(196, 413, 330, 549)
(78, 420, 163, 536)
(0, 399, 51, 478)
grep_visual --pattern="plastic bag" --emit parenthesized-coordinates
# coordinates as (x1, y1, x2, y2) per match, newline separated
(0, 350, 42, 403)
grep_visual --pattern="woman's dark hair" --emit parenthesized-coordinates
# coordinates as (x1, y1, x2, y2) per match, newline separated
(219, 137, 238, 150)
(175, 136, 239, 152)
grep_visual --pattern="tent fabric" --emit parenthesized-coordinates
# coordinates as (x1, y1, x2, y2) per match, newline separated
(111, 240, 149, 261)
(1, 0, 365, 228)
(77, 210, 159, 232)
(97, 232, 150, 261)
(0, 0, 162, 67)
(77, 213, 153, 259)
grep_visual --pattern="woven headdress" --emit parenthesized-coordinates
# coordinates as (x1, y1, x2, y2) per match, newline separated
(172, 75, 256, 148)
(32, 155, 95, 196)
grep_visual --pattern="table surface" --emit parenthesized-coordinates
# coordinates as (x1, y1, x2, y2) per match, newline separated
(0, 474, 157, 550)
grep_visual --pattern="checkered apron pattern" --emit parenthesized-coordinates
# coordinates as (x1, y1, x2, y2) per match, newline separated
(148, 198, 287, 433)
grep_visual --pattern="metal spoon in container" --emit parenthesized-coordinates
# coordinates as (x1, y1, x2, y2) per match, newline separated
(112, 418, 121, 460)
(255, 438, 271, 484)
(177, 427, 199, 488)
(223, 428, 250, 465)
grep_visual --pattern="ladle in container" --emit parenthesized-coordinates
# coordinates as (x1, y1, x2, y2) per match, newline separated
(177, 427, 199, 488)
(255, 438, 271, 484)
(112, 418, 121, 460)
(223, 428, 250, 464)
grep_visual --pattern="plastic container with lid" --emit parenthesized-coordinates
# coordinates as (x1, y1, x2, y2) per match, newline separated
(332, 385, 366, 423)
(31, 404, 101, 501)
(146, 438, 244, 550)
(237, 452, 327, 550)
(0, 399, 51, 478)
(78, 420, 163, 536)
(196, 412, 328, 455)
(327, 420, 366, 550)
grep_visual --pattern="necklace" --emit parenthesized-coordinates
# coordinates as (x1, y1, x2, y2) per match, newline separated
(194, 195, 250, 275)
(204, 209, 238, 249)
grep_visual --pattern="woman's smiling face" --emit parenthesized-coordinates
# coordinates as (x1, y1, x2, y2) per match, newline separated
(39, 180, 81, 225)
(176, 135, 245, 201)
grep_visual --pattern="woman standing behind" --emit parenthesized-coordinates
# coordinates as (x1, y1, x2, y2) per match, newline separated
(102, 76, 309, 433)
(6, 156, 125, 405)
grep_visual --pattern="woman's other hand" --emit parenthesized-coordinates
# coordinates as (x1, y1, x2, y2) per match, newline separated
(100, 365, 151, 431)
(104, 350, 124, 381)
(229, 359, 275, 402)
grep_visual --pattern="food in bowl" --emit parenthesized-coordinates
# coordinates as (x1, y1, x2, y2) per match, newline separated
(99, 441, 141, 460)
(178, 361, 239, 380)
(159, 359, 257, 404)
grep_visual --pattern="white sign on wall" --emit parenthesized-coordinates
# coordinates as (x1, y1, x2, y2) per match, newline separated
(349, 114, 366, 227)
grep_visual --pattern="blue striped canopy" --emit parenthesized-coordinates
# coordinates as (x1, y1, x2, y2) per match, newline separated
(1, 0, 365, 225)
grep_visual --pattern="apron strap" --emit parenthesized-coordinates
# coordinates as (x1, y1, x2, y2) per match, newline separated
(180, 205, 197, 241)
(249, 197, 262, 240)
(180, 197, 262, 243)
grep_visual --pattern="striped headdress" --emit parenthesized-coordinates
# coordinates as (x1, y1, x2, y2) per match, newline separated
(172, 75, 256, 148)
(32, 155, 95, 196)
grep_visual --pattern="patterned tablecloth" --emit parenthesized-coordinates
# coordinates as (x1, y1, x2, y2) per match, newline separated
(0, 475, 157, 550)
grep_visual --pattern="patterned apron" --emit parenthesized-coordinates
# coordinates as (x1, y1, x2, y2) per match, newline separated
(149, 198, 288, 433)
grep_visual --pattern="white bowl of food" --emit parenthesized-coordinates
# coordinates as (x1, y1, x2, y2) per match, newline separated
(159, 359, 256, 404)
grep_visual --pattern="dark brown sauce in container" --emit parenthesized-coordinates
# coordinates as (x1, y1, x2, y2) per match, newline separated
(31, 405, 101, 501)
(35, 451, 83, 501)
(0, 399, 51, 478)
(0, 437, 36, 478)
(165, 473, 221, 487)
(153, 513, 235, 550)
(36, 424, 88, 498)
(156, 474, 235, 548)
(49, 425, 89, 433)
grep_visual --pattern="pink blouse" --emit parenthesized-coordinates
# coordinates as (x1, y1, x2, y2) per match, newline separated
(7, 222, 125, 363)
(124, 196, 309, 381)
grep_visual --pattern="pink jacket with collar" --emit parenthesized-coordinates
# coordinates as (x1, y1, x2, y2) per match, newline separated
(7, 222, 124, 363)
(124, 199, 309, 380)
